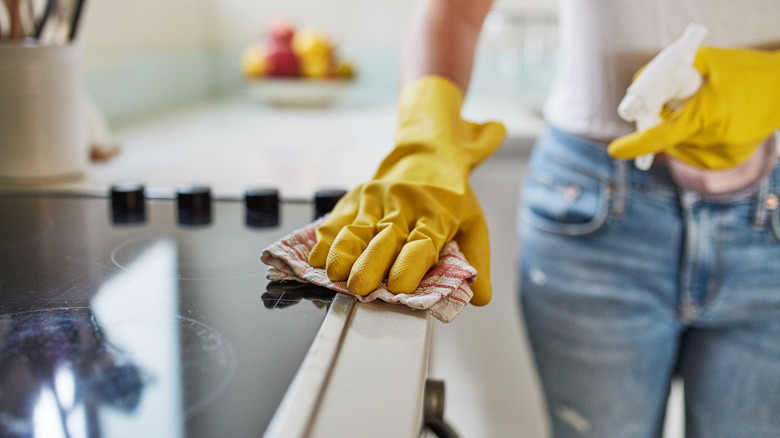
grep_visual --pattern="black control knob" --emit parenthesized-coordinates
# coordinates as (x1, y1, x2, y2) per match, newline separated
(245, 188, 280, 228)
(177, 184, 212, 226)
(314, 189, 347, 219)
(110, 180, 146, 224)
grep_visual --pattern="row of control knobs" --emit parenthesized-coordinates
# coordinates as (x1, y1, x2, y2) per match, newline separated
(110, 181, 346, 227)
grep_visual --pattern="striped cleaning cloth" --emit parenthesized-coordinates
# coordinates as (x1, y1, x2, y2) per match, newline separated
(260, 218, 477, 323)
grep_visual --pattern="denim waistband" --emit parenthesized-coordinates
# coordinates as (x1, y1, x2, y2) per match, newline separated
(541, 126, 677, 193)
(538, 126, 780, 223)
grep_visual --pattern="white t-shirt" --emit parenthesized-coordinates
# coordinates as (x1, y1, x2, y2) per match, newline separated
(544, 0, 780, 141)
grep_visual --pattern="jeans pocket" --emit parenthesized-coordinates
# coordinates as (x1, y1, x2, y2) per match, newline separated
(522, 168, 611, 236)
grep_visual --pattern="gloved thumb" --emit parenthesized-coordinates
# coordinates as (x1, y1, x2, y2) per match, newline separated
(464, 120, 507, 169)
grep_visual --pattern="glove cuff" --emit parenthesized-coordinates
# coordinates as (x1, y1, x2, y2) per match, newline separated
(393, 75, 506, 162)
(398, 75, 464, 118)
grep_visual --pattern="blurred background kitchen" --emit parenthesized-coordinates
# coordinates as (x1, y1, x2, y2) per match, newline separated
(7, 0, 542, 199)
(80, 0, 557, 123)
(74, 1, 562, 436)
(3, 0, 685, 436)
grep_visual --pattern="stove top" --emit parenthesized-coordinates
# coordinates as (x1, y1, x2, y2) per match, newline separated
(0, 186, 345, 437)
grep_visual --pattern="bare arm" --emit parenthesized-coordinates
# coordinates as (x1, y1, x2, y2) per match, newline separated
(400, 0, 496, 92)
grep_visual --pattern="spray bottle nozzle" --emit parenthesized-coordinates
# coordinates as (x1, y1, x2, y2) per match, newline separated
(617, 94, 647, 123)
(617, 23, 708, 170)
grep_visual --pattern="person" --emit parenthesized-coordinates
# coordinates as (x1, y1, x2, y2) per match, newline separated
(309, 0, 780, 436)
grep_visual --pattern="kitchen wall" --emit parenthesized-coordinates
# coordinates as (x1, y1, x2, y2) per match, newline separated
(79, 0, 216, 121)
(79, 0, 558, 122)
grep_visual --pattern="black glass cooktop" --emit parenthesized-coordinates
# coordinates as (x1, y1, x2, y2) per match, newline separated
(0, 189, 338, 437)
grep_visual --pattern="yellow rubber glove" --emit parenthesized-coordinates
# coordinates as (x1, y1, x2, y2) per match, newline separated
(608, 47, 780, 169)
(308, 76, 506, 305)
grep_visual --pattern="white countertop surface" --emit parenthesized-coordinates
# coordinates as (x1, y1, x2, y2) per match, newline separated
(0, 94, 544, 199)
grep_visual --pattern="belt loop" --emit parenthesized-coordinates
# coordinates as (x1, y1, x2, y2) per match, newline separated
(752, 175, 771, 228)
(611, 159, 628, 217)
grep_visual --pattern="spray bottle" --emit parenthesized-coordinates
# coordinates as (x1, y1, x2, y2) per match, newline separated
(617, 23, 709, 170)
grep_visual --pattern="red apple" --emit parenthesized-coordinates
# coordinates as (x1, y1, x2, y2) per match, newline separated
(263, 18, 300, 77)
(265, 43, 300, 77)
(268, 18, 295, 42)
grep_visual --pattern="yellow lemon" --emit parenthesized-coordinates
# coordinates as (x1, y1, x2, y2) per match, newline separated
(292, 28, 333, 56)
(292, 28, 335, 78)
(240, 43, 267, 79)
(336, 61, 356, 79)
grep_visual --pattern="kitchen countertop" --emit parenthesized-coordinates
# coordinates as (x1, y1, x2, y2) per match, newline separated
(0, 94, 544, 199)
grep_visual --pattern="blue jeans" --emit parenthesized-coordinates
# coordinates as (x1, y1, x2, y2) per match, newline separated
(519, 127, 780, 438)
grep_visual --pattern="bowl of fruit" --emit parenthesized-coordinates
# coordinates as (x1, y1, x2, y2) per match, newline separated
(241, 19, 356, 108)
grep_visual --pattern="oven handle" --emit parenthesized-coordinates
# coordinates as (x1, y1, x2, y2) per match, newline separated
(423, 379, 460, 438)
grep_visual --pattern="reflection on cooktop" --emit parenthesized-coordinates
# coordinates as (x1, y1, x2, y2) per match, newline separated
(0, 308, 144, 437)
(177, 315, 237, 417)
(263, 282, 338, 310)
(0, 307, 238, 436)
(111, 231, 265, 280)
(0, 192, 336, 437)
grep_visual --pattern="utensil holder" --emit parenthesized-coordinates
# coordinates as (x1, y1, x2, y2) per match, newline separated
(0, 43, 87, 184)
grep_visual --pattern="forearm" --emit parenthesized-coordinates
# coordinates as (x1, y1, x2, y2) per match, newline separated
(400, 0, 495, 92)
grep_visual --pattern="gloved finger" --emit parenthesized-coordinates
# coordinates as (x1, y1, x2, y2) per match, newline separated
(607, 104, 701, 160)
(383, 208, 458, 294)
(325, 223, 376, 282)
(308, 194, 360, 268)
(455, 212, 492, 306)
(464, 120, 507, 167)
(347, 223, 407, 295)
(387, 238, 439, 295)
(309, 234, 333, 268)
(323, 185, 390, 282)
(692, 46, 716, 74)
(607, 129, 669, 159)
(309, 182, 382, 265)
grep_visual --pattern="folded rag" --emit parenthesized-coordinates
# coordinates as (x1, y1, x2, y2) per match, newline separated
(260, 218, 477, 323)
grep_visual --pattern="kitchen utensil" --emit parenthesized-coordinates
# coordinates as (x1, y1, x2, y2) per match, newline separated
(33, 0, 56, 38)
(0, 1, 7, 38)
(67, 0, 82, 40)
(37, 0, 73, 45)
(4, 0, 26, 39)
